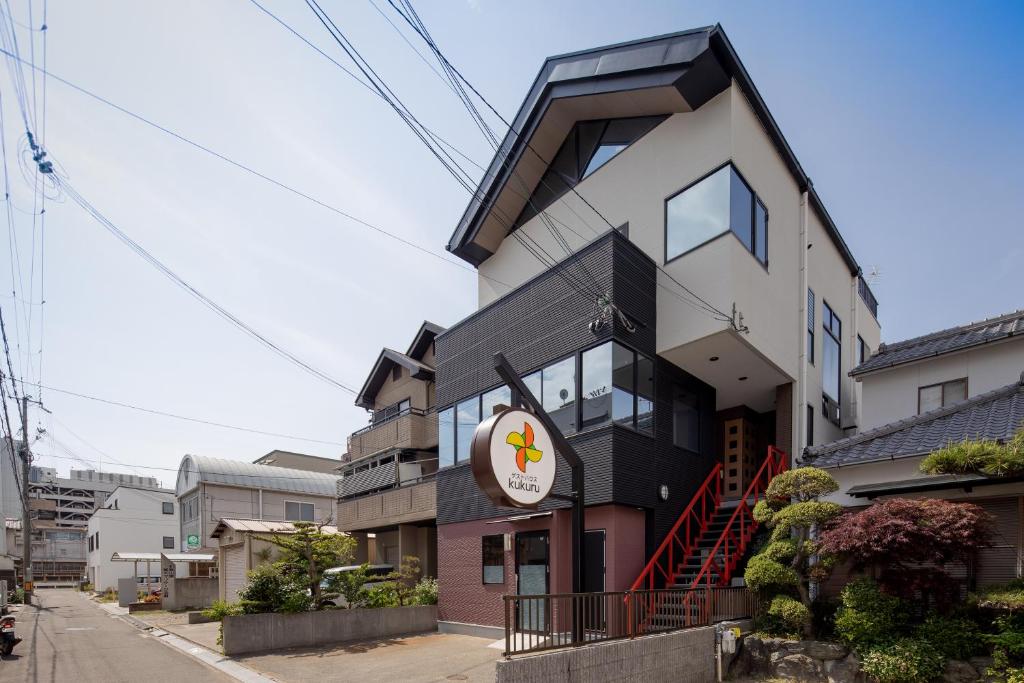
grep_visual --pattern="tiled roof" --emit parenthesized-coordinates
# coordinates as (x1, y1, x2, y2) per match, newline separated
(210, 518, 341, 539)
(852, 309, 1024, 376)
(803, 375, 1024, 469)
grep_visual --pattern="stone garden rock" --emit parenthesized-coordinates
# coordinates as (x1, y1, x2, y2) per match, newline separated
(823, 652, 862, 683)
(774, 653, 826, 682)
(801, 641, 849, 661)
(942, 659, 981, 683)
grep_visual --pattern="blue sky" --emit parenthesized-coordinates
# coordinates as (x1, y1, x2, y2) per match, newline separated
(1, 1, 1021, 480)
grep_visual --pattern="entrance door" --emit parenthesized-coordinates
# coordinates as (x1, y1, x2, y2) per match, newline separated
(515, 531, 549, 632)
(584, 530, 607, 630)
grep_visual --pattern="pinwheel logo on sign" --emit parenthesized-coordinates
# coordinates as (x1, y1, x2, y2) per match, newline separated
(471, 408, 556, 509)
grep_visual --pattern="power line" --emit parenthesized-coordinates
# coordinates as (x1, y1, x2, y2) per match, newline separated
(13, 378, 346, 446)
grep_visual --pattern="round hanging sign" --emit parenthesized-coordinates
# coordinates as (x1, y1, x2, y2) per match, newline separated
(471, 407, 557, 509)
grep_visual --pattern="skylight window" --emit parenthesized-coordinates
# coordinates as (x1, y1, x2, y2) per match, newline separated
(582, 144, 627, 178)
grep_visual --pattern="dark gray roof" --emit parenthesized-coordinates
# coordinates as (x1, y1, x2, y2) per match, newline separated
(406, 321, 445, 359)
(803, 375, 1024, 469)
(354, 348, 435, 410)
(852, 309, 1024, 376)
(446, 25, 861, 276)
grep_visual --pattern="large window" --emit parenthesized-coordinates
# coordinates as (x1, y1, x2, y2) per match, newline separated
(581, 342, 634, 429)
(456, 397, 482, 463)
(822, 301, 842, 425)
(919, 379, 967, 414)
(438, 407, 455, 468)
(481, 385, 512, 420)
(672, 385, 700, 452)
(482, 535, 504, 584)
(666, 163, 768, 265)
(285, 501, 315, 522)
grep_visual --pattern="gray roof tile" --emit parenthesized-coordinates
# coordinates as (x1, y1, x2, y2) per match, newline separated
(852, 309, 1024, 376)
(804, 375, 1024, 468)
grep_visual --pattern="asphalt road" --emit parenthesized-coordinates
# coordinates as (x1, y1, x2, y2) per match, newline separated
(0, 588, 234, 683)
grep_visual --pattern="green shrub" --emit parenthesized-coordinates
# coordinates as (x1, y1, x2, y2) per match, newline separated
(834, 579, 905, 650)
(412, 577, 438, 606)
(324, 564, 370, 609)
(761, 540, 798, 563)
(277, 590, 313, 614)
(236, 563, 310, 614)
(983, 447, 1024, 477)
(861, 638, 945, 683)
(763, 596, 810, 636)
(201, 600, 242, 621)
(362, 582, 399, 609)
(743, 554, 799, 592)
(915, 614, 982, 660)
(921, 436, 1017, 475)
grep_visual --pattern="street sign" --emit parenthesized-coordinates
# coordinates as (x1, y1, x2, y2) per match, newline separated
(471, 408, 557, 509)
(186, 534, 200, 549)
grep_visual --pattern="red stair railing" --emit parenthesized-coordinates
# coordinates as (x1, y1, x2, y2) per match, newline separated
(680, 447, 788, 617)
(629, 463, 723, 593)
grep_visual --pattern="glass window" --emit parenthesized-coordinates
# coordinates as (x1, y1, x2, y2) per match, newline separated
(857, 336, 869, 365)
(806, 288, 815, 365)
(482, 535, 504, 584)
(398, 398, 411, 414)
(581, 344, 612, 429)
(666, 165, 731, 259)
(582, 143, 627, 178)
(456, 397, 481, 463)
(481, 385, 511, 420)
(163, 536, 175, 550)
(673, 386, 700, 452)
(162, 502, 174, 515)
(636, 355, 654, 436)
(543, 357, 576, 434)
(438, 407, 455, 468)
(612, 343, 635, 427)
(944, 379, 967, 404)
(754, 199, 768, 264)
(522, 370, 542, 404)
(730, 169, 754, 251)
(919, 379, 967, 414)
(285, 501, 315, 522)
(806, 404, 814, 447)
(822, 302, 842, 403)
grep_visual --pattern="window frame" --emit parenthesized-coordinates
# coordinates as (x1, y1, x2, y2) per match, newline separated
(162, 536, 175, 550)
(284, 500, 315, 522)
(917, 378, 968, 414)
(664, 161, 769, 268)
(857, 335, 869, 366)
(481, 534, 505, 585)
(162, 501, 174, 515)
(806, 288, 816, 365)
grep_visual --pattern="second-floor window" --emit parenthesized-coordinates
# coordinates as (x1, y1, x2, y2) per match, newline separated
(665, 162, 768, 266)
(822, 301, 842, 425)
(919, 379, 967, 414)
(807, 288, 816, 365)
(857, 335, 869, 366)
(285, 501, 315, 522)
(163, 536, 175, 550)
(162, 502, 174, 515)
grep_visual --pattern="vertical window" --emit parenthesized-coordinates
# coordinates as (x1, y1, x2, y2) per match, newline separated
(455, 397, 481, 463)
(636, 355, 655, 436)
(918, 379, 967, 414)
(581, 344, 613, 429)
(285, 501, 315, 522)
(672, 386, 700, 452)
(438, 407, 455, 468)
(822, 302, 842, 403)
(542, 357, 576, 434)
(162, 502, 174, 515)
(481, 385, 511, 420)
(806, 288, 815, 365)
(806, 404, 814, 447)
(482, 535, 504, 584)
(611, 344, 635, 427)
(857, 335, 869, 366)
(522, 370, 542, 403)
(730, 170, 754, 252)
(163, 536, 175, 550)
(754, 199, 768, 265)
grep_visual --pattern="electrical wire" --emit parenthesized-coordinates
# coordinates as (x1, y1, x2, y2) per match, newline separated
(13, 378, 346, 446)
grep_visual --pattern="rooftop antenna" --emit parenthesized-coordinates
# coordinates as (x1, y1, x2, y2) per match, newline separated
(866, 266, 882, 285)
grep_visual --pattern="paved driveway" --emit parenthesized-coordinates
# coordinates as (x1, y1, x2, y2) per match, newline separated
(235, 631, 501, 683)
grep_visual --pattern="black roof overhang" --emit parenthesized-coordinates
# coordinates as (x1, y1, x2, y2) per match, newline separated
(446, 25, 861, 276)
(846, 473, 1024, 499)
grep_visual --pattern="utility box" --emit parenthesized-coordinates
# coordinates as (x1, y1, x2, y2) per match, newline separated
(117, 577, 136, 607)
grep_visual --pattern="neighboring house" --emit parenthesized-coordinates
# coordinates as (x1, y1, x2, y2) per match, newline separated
(253, 450, 342, 474)
(336, 321, 443, 575)
(175, 455, 339, 555)
(28, 466, 162, 528)
(210, 518, 341, 602)
(852, 309, 1024, 430)
(85, 485, 185, 591)
(433, 26, 880, 635)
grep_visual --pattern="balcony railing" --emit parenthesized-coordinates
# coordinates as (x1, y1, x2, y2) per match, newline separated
(344, 408, 437, 463)
(858, 276, 878, 319)
(337, 478, 437, 530)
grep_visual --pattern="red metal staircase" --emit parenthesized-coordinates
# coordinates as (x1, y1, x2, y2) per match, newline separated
(631, 447, 789, 598)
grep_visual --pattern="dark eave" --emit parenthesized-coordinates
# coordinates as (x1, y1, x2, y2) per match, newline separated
(846, 472, 1024, 499)
(446, 24, 861, 276)
(354, 348, 435, 410)
(406, 320, 446, 360)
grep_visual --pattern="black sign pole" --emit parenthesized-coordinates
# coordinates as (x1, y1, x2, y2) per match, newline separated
(493, 352, 585, 644)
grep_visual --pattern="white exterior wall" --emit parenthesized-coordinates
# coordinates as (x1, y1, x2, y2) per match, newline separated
(476, 83, 880, 454)
(86, 487, 184, 591)
(859, 338, 1024, 430)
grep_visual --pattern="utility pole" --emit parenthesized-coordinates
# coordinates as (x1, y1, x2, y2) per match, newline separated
(19, 394, 32, 605)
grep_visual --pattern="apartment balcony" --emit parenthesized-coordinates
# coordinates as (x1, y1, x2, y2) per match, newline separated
(344, 408, 438, 463)
(337, 479, 436, 531)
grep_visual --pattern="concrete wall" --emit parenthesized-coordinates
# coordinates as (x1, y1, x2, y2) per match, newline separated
(163, 577, 218, 610)
(859, 338, 1024, 430)
(495, 626, 716, 683)
(221, 605, 438, 655)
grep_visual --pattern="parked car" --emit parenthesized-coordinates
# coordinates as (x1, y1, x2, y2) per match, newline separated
(318, 564, 393, 607)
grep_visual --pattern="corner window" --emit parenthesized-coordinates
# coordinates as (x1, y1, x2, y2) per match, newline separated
(672, 386, 700, 452)
(918, 379, 967, 414)
(666, 163, 768, 265)
(162, 502, 174, 515)
(455, 397, 481, 463)
(541, 356, 577, 434)
(285, 501, 315, 522)
(163, 536, 175, 550)
(482, 535, 504, 584)
(580, 342, 653, 433)
(438, 407, 454, 468)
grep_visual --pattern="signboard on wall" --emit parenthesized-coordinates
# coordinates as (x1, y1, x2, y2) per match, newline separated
(186, 534, 200, 550)
(471, 408, 557, 509)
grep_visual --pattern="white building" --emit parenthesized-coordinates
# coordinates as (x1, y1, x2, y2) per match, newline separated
(86, 485, 184, 591)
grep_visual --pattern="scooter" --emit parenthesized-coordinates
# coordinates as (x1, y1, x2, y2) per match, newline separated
(0, 615, 20, 656)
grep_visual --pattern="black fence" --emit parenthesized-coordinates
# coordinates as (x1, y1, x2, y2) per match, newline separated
(502, 587, 757, 657)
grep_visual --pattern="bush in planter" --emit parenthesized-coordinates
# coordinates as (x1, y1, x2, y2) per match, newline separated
(860, 638, 945, 683)
(202, 600, 243, 621)
(361, 582, 399, 608)
(412, 577, 438, 606)
(325, 563, 370, 609)
(760, 595, 810, 638)
(834, 578, 906, 651)
(915, 614, 983, 660)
